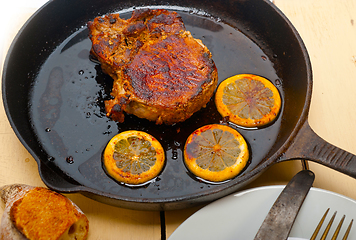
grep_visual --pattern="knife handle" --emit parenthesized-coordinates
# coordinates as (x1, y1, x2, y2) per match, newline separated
(254, 170, 315, 240)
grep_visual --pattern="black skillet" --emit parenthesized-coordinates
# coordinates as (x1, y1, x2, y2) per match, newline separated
(3, 0, 356, 211)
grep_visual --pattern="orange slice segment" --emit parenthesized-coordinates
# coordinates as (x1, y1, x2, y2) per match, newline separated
(184, 124, 249, 182)
(103, 130, 165, 185)
(215, 74, 281, 128)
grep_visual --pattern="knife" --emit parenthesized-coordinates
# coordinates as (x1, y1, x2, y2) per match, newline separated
(254, 169, 315, 240)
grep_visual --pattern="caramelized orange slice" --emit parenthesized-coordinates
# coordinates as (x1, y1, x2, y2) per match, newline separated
(184, 124, 249, 182)
(103, 130, 165, 185)
(215, 74, 281, 128)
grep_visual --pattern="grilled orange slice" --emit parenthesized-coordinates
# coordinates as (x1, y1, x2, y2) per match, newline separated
(215, 74, 281, 128)
(184, 124, 249, 182)
(103, 130, 165, 185)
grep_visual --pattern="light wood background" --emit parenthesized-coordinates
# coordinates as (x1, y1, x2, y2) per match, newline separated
(1, 0, 355, 239)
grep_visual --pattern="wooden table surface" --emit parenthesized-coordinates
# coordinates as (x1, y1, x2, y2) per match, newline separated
(1, 0, 356, 239)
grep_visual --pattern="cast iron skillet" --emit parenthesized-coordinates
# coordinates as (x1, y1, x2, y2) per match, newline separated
(3, 0, 356, 211)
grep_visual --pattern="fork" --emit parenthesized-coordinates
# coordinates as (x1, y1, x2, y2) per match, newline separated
(310, 208, 354, 240)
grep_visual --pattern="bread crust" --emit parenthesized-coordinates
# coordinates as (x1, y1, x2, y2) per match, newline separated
(0, 184, 89, 240)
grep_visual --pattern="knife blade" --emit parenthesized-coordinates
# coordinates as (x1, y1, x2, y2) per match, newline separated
(254, 169, 315, 240)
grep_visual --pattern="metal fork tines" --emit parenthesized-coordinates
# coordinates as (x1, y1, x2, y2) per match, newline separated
(310, 208, 354, 240)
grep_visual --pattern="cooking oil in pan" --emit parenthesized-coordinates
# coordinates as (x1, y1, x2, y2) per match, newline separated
(29, 10, 283, 199)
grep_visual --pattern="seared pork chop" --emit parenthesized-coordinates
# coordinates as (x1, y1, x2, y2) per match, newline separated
(87, 9, 218, 125)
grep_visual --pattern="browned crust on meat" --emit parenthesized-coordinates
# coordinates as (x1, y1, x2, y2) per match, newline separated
(88, 9, 218, 124)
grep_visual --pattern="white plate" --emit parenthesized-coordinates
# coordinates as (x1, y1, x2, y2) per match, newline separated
(169, 186, 356, 240)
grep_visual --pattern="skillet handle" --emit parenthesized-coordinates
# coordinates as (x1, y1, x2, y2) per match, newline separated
(280, 121, 356, 178)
